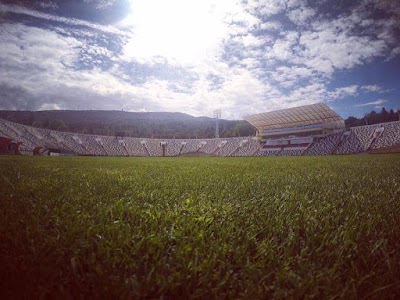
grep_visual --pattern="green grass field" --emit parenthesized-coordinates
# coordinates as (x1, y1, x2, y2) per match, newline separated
(1, 155, 400, 299)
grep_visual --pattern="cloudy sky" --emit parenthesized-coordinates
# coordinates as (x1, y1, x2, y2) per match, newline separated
(0, 0, 399, 119)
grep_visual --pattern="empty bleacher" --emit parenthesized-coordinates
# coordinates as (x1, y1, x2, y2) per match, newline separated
(0, 117, 399, 157)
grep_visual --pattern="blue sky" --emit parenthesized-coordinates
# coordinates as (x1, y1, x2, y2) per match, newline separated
(0, 0, 399, 119)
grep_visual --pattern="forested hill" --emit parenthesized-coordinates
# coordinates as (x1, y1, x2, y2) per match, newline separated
(0, 110, 256, 139)
(345, 107, 400, 128)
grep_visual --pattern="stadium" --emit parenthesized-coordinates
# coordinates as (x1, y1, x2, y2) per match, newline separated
(2, 108, 400, 299)
(1, 0, 400, 298)
(1, 103, 399, 157)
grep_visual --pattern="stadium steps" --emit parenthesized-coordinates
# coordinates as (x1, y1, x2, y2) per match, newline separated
(143, 144, 151, 156)
(211, 145, 222, 156)
(178, 143, 185, 155)
(120, 143, 129, 156)
(197, 143, 206, 153)
(229, 144, 242, 156)
(328, 133, 343, 155)
(122, 144, 129, 156)
(251, 144, 263, 156)
(333, 132, 352, 154)
(99, 143, 110, 156)
(79, 143, 89, 155)
(363, 130, 377, 151)
(212, 143, 224, 156)
(368, 128, 384, 150)
(59, 140, 75, 153)
(227, 143, 242, 156)
(300, 142, 313, 155)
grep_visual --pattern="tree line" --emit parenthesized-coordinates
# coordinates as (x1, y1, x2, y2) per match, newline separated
(345, 107, 400, 128)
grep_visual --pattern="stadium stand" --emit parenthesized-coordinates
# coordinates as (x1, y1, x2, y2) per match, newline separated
(231, 138, 262, 156)
(245, 102, 349, 156)
(372, 121, 400, 149)
(101, 136, 128, 156)
(124, 138, 148, 156)
(245, 103, 345, 140)
(198, 139, 220, 155)
(56, 132, 86, 155)
(180, 140, 203, 155)
(278, 147, 305, 156)
(165, 140, 183, 156)
(214, 138, 243, 157)
(304, 132, 343, 156)
(0, 108, 399, 157)
(144, 139, 163, 157)
(261, 149, 281, 156)
(79, 135, 107, 156)
(334, 124, 380, 154)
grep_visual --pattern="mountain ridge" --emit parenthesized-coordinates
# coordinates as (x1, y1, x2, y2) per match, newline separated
(0, 110, 255, 139)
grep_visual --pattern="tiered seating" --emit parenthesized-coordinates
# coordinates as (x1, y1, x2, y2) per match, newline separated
(56, 132, 86, 155)
(278, 148, 304, 156)
(180, 140, 202, 154)
(0, 119, 15, 138)
(335, 125, 377, 154)
(0, 119, 37, 152)
(79, 135, 107, 156)
(101, 136, 127, 156)
(165, 140, 182, 156)
(199, 139, 220, 154)
(232, 139, 262, 156)
(352, 124, 379, 151)
(215, 138, 242, 157)
(334, 132, 360, 154)
(124, 138, 148, 156)
(372, 121, 400, 149)
(304, 132, 342, 156)
(260, 149, 281, 156)
(11, 122, 50, 149)
(1, 117, 399, 157)
(35, 128, 65, 149)
(144, 139, 163, 157)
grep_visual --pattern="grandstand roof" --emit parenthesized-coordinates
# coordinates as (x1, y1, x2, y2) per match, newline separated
(244, 103, 343, 130)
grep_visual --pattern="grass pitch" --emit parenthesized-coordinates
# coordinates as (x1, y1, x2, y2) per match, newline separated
(1, 155, 400, 299)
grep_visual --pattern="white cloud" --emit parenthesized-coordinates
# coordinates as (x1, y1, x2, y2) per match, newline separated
(36, 1, 59, 10)
(264, 31, 299, 62)
(121, 0, 244, 65)
(298, 26, 387, 75)
(361, 85, 383, 93)
(271, 65, 314, 88)
(258, 21, 282, 31)
(386, 46, 400, 61)
(328, 85, 359, 100)
(0, 0, 399, 119)
(0, 3, 127, 35)
(288, 7, 315, 25)
(39, 102, 62, 110)
(354, 99, 387, 107)
(83, 0, 117, 10)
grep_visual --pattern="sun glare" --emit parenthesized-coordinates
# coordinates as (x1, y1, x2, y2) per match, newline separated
(123, 0, 238, 64)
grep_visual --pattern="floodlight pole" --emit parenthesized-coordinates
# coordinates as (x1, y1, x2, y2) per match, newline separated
(213, 109, 221, 138)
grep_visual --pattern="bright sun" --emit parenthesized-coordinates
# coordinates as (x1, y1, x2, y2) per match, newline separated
(123, 0, 239, 64)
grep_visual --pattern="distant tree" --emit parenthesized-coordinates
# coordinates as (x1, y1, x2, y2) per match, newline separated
(381, 107, 389, 122)
(345, 107, 400, 127)
(232, 121, 255, 137)
(345, 116, 358, 128)
(27, 112, 34, 125)
(50, 119, 69, 131)
(389, 109, 396, 121)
